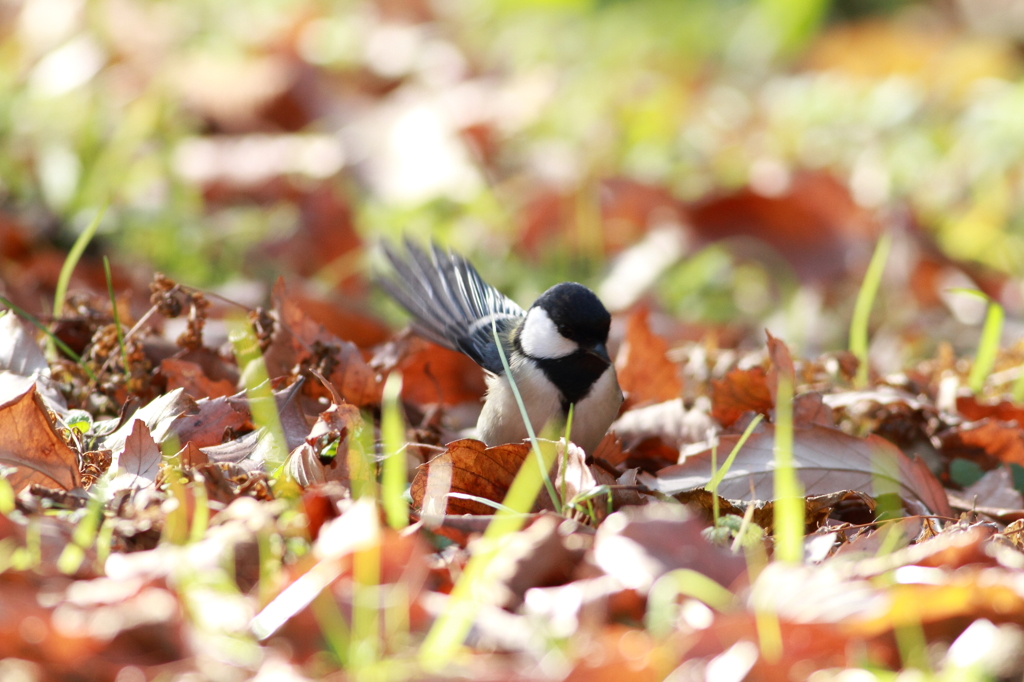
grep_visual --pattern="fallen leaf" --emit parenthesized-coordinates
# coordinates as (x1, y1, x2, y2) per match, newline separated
(687, 172, 881, 282)
(710, 367, 772, 429)
(410, 439, 533, 517)
(108, 421, 161, 492)
(0, 385, 80, 492)
(483, 514, 588, 610)
(98, 388, 198, 454)
(940, 419, 1024, 468)
(168, 393, 252, 449)
(160, 357, 236, 399)
(610, 398, 714, 451)
(957, 395, 1024, 425)
(371, 334, 487, 407)
(266, 278, 380, 406)
(651, 421, 952, 517)
(174, 441, 208, 468)
(961, 466, 1023, 512)
(615, 306, 682, 409)
(765, 329, 795, 403)
(0, 312, 47, 376)
(592, 503, 748, 590)
(678, 488, 876, 534)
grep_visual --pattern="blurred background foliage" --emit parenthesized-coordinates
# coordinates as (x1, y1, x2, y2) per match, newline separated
(3, 0, 1024, 364)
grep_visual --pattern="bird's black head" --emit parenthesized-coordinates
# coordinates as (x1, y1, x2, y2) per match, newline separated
(517, 282, 614, 408)
(532, 282, 611, 349)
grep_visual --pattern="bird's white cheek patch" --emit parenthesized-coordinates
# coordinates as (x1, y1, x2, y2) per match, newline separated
(520, 308, 577, 359)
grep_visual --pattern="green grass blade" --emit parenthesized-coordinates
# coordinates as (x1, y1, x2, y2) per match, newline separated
(944, 290, 1004, 395)
(706, 413, 764, 527)
(772, 374, 803, 564)
(103, 256, 129, 372)
(849, 232, 892, 388)
(54, 206, 106, 319)
(706, 413, 764, 494)
(971, 300, 1003, 395)
(229, 318, 288, 469)
(646, 568, 734, 638)
(380, 372, 409, 530)
(489, 318, 561, 514)
(0, 298, 96, 380)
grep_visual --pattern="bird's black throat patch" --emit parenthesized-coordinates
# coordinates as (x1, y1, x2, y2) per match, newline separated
(527, 346, 610, 412)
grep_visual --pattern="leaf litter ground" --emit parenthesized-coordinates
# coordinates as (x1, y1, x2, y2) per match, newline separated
(4, 266, 1024, 681)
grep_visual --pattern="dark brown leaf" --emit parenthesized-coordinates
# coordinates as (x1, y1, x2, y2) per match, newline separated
(592, 503, 748, 590)
(653, 421, 952, 516)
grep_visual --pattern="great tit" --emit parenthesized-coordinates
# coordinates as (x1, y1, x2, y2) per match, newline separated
(380, 240, 622, 454)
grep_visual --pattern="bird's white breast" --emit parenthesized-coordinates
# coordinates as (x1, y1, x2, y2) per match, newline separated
(476, 354, 622, 454)
(477, 353, 563, 448)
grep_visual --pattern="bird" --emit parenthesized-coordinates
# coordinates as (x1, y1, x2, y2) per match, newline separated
(379, 240, 622, 454)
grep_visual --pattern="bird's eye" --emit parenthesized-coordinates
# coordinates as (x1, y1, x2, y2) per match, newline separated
(520, 308, 578, 359)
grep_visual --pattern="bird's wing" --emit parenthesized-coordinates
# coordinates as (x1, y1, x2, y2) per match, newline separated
(379, 240, 525, 374)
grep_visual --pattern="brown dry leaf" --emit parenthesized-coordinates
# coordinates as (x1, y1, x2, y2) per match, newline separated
(611, 398, 714, 452)
(957, 395, 1024, 424)
(160, 357, 236, 399)
(201, 431, 262, 465)
(410, 438, 606, 521)
(267, 278, 380, 406)
(765, 329, 795, 403)
(484, 514, 588, 610)
(371, 334, 487, 407)
(592, 503, 748, 590)
(0, 385, 80, 492)
(848, 574, 1024, 641)
(523, 576, 645, 641)
(98, 388, 198, 454)
(961, 466, 1024, 512)
(710, 367, 772, 429)
(678, 488, 876, 534)
(940, 419, 1024, 467)
(562, 626, 662, 682)
(683, 611, 897, 677)
(108, 421, 162, 492)
(615, 306, 682, 409)
(168, 393, 252, 449)
(653, 421, 952, 517)
(284, 402, 360, 489)
(0, 313, 66, 411)
(410, 439, 532, 517)
(591, 432, 628, 467)
(175, 441, 209, 468)
(792, 391, 837, 428)
(688, 172, 880, 282)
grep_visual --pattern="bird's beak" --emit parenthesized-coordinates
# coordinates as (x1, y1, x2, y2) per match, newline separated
(587, 342, 611, 365)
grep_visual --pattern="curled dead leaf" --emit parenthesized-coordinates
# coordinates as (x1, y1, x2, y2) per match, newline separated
(0, 385, 80, 492)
